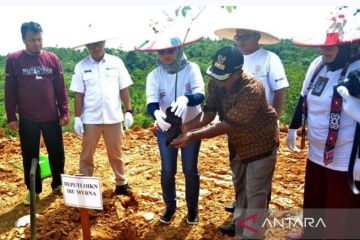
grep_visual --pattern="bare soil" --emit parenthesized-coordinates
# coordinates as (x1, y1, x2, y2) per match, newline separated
(0, 125, 307, 240)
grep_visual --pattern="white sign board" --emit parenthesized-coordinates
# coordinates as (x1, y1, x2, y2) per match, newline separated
(61, 174, 103, 210)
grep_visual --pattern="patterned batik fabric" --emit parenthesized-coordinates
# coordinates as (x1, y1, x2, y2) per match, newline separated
(204, 73, 277, 162)
(323, 92, 343, 165)
(323, 63, 348, 165)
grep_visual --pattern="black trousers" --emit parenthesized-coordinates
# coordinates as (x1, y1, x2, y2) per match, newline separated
(19, 118, 65, 193)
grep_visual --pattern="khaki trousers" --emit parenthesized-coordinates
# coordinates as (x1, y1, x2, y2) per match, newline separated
(232, 147, 277, 239)
(79, 123, 126, 186)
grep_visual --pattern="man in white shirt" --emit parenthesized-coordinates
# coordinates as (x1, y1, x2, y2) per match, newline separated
(70, 39, 134, 195)
(214, 27, 289, 236)
(216, 27, 288, 121)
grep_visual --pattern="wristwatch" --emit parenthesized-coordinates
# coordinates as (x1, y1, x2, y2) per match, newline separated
(125, 109, 133, 114)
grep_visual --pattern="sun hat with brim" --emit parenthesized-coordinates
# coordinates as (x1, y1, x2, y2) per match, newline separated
(292, 6, 360, 47)
(72, 37, 118, 49)
(215, 28, 280, 45)
(71, 24, 119, 49)
(206, 45, 244, 81)
(135, 32, 203, 52)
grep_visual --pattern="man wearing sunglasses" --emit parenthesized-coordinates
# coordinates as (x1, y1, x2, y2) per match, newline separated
(215, 27, 288, 125)
(70, 36, 134, 196)
(214, 27, 289, 235)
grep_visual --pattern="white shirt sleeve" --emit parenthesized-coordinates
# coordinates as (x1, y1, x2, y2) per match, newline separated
(189, 63, 205, 95)
(69, 63, 84, 93)
(146, 70, 160, 104)
(117, 58, 133, 90)
(268, 53, 289, 91)
(300, 56, 323, 96)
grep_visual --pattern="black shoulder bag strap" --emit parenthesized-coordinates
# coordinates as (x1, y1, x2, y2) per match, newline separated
(348, 122, 360, 194)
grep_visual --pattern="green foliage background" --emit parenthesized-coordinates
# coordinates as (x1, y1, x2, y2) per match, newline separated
(0, 39, 318, 136)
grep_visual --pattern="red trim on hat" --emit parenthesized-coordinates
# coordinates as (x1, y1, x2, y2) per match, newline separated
(325, 33, 340, 45)
(293, 37, 360, 47)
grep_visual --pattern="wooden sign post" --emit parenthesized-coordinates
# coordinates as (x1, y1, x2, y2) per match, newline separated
(79, 208, 91, 240)
(61, 174, 103, 240)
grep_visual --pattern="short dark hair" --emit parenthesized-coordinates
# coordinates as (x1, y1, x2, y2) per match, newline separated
(21, 21, 42, 39)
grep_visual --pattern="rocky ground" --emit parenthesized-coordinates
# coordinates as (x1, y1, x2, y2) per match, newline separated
(0, 125, 307, 240)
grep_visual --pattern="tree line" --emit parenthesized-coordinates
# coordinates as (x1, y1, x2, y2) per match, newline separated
(0, 38, 318, 135)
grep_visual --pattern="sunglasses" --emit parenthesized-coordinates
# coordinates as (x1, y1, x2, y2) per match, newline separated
(86, 41, 105, 49)
(233, 33, 258, 42)
(158, 48, 176, 55)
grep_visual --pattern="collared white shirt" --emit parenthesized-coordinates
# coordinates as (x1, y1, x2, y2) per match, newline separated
(70, 53, 133, 124)
(146, 62, 205, 123)
(243, 48, 289, 105)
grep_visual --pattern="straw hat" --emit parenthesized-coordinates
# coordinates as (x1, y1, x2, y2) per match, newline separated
(292, 6, 360, 47)
(215, 27, 280, 45)
(72, 24, 118, 49)
(135, 30, 203, 52)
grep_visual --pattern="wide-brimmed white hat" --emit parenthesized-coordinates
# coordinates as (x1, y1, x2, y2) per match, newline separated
(215, 27, 280, 45)
(293, 6, 360, 47)
(72, 24, 118, 49)
(135, 30, 203, 52)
